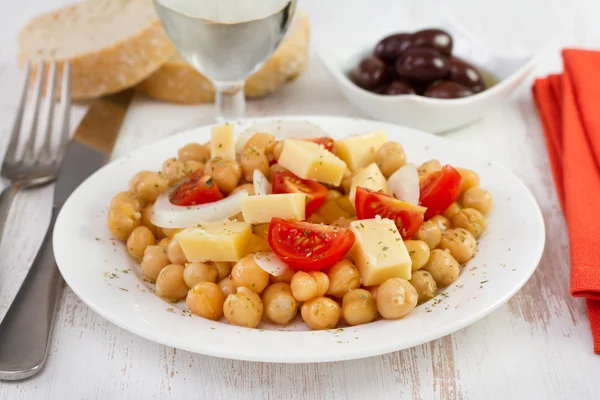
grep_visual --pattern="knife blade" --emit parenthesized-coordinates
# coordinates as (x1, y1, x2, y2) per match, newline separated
(0, 89, 134, 381)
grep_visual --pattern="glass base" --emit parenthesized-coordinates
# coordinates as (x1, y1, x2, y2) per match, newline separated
(214, 82, 245, 123)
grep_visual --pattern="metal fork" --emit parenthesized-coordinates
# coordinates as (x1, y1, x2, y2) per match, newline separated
(0, 61, 71, 246)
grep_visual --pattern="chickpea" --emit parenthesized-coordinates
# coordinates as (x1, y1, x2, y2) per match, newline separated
(183, 262, 218, 288)
(157, 238, 170, 249)
(430, 215, 452, 231)
(141, 204, 160, 236)
(253, 223, 269, 240)
(413, 220, 442, 250)
(203, 141, 211, 153)
(307, 213, 327, 224)
(272, 140, 285, 161)
(240, 146, 270, 182)
(186, 282, 225, 320)
(218, 277, 236, 298)
(184, 160, 204, 175)
(141, 245, 169, 280)
(326, 190, 343, 200)
(301, 297, 341, 330)
(452, 208, 487, 238)
(245, 132, 276, 153)
(107, 204, 141, 241)
(439, 228, 477, 264)
(167, 238, 187, 265)
(342, 289, 377, 326)
(341, 168, 363, 194)
(161, 227, 182, 239)
(155, 264, 188, 300)
(404, 240, 430, 271)
(290, 271, 330, 301)
(457, 168, 480, 194)
(376, 278, 418, 319)
(214, 262, 232, 281)
(422, 249, 461, 287)
(417, 159, 442, 177)
(375, 142, 407, 178)
(336, 196, 355, 215)
(461, 187, 493, 216)
(443, 202, 461, 220)
(230, 183, 255, 196)
(269, 268, 295, 284)
(331, 216, 353, 229)
(409, 270, 437, 304)
(224, 287, 264, 328)
(204, 157, 242, 194)
(366, 285, 379, 301)
(161, 158, 187, 184)
(129, 171, 169, 203)
(178, 143, 210, 163)
(261, 283, 298, 325)
(126, 226, 155, 262)
(231, 254, 269, 294)
(326, 260, 361, 298)
(110, 191, 143, 210)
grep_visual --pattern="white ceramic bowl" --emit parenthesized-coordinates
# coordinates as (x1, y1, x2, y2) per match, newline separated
(317, 18, 536, 134)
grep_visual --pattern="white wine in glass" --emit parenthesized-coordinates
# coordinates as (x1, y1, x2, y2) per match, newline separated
(154, 0, 297, 122)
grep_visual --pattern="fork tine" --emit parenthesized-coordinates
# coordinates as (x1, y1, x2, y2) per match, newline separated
(4, 62, 31, 165)
(21, 61, 45, 163)
(36, 61, 57, 165)
(55, 61, 71, 162)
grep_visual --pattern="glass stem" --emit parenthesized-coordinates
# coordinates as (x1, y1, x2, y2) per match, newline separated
(214, 82, 245, 123)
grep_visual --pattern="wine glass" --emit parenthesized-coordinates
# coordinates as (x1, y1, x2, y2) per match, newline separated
(153, 0, 297, 122)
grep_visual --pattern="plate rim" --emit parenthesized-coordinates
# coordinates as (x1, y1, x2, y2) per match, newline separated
(53, 115, 546, 363)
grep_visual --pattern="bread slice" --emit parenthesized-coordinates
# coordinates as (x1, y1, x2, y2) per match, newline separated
(18, 0, 175, 100)
(137, 9, 310, 104)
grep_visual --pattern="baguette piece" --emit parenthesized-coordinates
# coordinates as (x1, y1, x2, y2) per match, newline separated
(137, 9, 310, 104)
(17, 0, 175, 100)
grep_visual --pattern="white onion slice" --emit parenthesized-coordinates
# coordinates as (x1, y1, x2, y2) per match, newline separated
(388, 163, 420, 205)
(236, 120, 331, 153)
(150, 189, 249, 228)
(253, 169, 272, 196)
(253, 251, 290, 277)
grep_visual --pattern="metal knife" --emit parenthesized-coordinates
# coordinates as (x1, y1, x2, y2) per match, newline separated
(0, 89, 134, 381)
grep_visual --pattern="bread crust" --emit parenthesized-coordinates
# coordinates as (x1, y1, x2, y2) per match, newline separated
(18, 8, 175, 100)
(137, 10, 310, 104)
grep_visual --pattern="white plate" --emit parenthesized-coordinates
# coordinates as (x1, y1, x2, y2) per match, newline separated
(53, 116, 545, 363)
(317, 17, 536, 133)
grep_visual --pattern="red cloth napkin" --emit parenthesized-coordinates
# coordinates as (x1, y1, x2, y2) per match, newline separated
(532, 49, 600, 354)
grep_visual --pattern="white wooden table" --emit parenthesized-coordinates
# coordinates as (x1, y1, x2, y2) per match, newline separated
(1, 0, 600, 398)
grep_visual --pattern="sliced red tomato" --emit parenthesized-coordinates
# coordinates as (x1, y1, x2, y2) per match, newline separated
(268, 218, 356, 271)
(419, 165, 462, 219)
(169, 171, 223, 206)
(354, 187, 426, 239)
(271, 170, 328, 218)
(304, 137, 335, 152)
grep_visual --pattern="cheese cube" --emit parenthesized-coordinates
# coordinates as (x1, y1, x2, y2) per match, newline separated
(278, 139, 346, 186)
(211, 124, 235, 159)
(333, 130, 388, 171)
(349, 218, 412, 285)
(241, 193, 305, 224)
(175, 221, 252, 262)
(349, 163, 390, 205)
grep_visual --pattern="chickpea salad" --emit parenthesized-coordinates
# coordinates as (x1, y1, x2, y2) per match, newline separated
(107, 122, 493, 331)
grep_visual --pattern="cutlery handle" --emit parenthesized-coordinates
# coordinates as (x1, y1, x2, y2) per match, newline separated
(0, 206, 62, 381)
(0, 182, 18, 247)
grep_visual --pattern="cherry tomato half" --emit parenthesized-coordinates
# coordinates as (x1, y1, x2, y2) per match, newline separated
(271, 170, 328, 218)
(268, 218, 356, 271)
(305, 137, 335, 152)
(354, 187, 426, 239)
(419, 165, 462, 219)
(169, 171, 223, 206)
